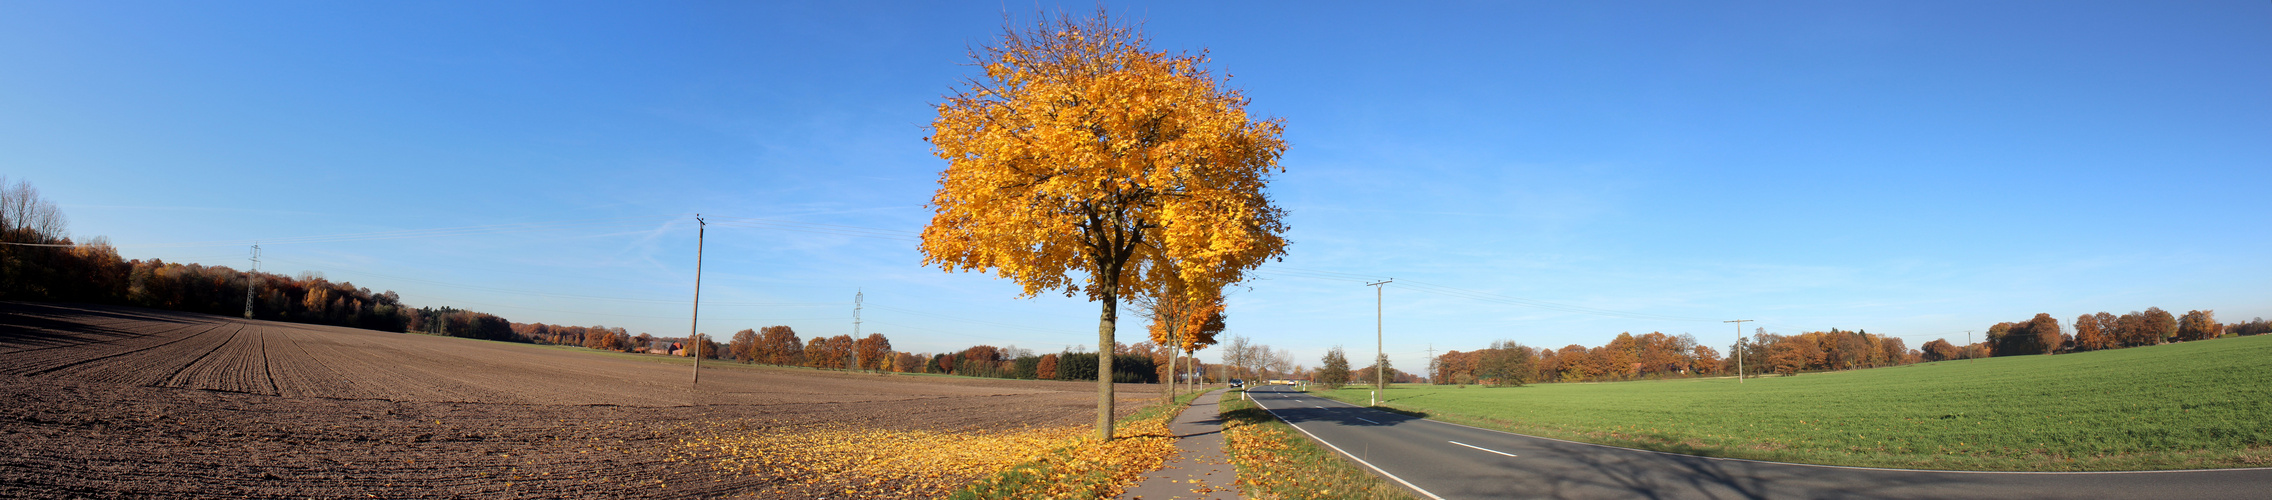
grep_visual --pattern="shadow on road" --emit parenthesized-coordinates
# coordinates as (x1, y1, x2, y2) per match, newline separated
(1523, 438, 2004, 500)
(1273, 405, 1422, 428)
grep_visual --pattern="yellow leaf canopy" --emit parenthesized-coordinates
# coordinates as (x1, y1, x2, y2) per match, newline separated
(922, 13, 1289, 305)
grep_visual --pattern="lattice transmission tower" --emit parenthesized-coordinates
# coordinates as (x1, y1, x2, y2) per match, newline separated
(243, 244, 260, 318)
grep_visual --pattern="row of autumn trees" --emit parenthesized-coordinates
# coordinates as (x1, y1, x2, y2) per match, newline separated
(724, 327, 897, 371)
(1431, 308, 2268, 386)
(0, 177, 525, 338)
(1922, 308, 2261, 360)
(686, 322, 1179, 383)
(5, 177, 715, 350)
(1434, 329, 1922, 386)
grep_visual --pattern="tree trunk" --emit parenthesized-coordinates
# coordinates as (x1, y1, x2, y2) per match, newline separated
(1096, 288, 1117, 441)
(1162, 319, 1178, 401)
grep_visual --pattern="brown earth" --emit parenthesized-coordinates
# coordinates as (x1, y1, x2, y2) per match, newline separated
(0, 301, 1163, 499)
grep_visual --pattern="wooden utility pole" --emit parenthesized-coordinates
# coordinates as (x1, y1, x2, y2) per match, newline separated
(1367, 279, 1392, 405)
(1726, 320, 1752, 383)
(690, 215, 706, 386)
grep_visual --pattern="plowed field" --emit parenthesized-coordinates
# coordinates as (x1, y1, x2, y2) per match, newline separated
(0, 301, 1161, 498)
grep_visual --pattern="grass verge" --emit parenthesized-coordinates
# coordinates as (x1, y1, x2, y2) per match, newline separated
(1220, 390, 1417, 500)
(950, 390, 1209, 499)
(1308, 335, 2272, 471)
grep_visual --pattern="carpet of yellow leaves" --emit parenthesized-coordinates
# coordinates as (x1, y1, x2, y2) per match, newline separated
(952, 407, 1181, 499)
(673, 420, 1085, 498)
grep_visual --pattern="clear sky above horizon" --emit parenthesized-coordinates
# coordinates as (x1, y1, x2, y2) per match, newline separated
(6, 1, 2268, 373)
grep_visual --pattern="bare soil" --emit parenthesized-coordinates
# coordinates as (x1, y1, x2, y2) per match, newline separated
(0, 301, 1162, 498)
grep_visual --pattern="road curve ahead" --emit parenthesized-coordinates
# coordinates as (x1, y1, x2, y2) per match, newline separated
(1242, 385, 2272, 500)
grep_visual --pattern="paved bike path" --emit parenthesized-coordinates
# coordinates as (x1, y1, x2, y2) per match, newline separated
(1119, 388, 1238, 500)
(1245, 385, 2272, 499)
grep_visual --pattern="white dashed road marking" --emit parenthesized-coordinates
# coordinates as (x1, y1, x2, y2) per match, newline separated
(1449, 441, 1519, 458)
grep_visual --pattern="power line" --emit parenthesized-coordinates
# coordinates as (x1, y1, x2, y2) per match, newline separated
(0, 241, 90, 248)
(863, 319, 1068, 347)
(1255, 265, 1715, 322)
(67, 215, 686, 248)
(433, 297, 832, 322)
(704, 215, 919, 240)
(1251, 267, 1384, 283)
(863, 304, 1087, 336)
(270, 258, 1099, 345)
(12, 212, 918, 251)
(1394, 280, 1715, 322)
(265, 258, 828, 307)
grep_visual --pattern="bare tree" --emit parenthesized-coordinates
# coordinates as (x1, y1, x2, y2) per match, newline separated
(0, 176, 68, 241)
(1221, 334, 1251, 382)
(1251, 345, 1274, 379)
(1267, 347, 1294, 377)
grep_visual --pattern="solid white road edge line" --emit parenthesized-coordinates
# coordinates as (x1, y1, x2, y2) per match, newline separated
(1252, 389, 1448, 500)
(1448, 440, 1518, 458)
(1386, 401, 2272, 476)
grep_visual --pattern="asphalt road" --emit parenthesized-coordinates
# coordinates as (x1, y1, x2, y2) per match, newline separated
(1241, 384, 2272, 500)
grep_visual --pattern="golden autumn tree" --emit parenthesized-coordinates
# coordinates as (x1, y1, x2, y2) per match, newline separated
(1139, 283, 1226, 399)
(921, 11, 1289, 440)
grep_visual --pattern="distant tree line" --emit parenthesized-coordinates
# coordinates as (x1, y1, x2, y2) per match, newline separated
(1434, 329, 1925, 385)
(1437, 309, 2271, 385)
(1431, 340, 1540, 386)
(410, 306, 513, 341)
(669, 326, 1178, 383)
(1961, 307, 2253, 359)
(511, 322, 653, 351)
(1730, 329, 1915, 376)
(1436, 332, 1724, 385)
(0, 177, 529, 339)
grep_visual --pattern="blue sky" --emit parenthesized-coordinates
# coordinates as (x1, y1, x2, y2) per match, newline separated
(5, 1, 2267, 373)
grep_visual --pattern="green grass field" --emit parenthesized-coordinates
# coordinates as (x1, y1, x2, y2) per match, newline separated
(1310, 334, 2272, 471)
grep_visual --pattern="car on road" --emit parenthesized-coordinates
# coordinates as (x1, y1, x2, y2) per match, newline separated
(1229, 379, 1244, 388)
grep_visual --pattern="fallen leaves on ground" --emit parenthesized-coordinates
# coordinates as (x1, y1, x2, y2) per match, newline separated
(954, 412, 1180, 499)
(673, 420, 1083, 498)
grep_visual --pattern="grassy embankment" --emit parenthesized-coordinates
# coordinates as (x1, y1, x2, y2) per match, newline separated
(951, 389, 1209, 499)
(1309, 334, 2272, 471)
(1220, 389, 1417, 500)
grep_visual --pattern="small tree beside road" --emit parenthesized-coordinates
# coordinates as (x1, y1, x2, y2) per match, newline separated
(1318, 346, 1351, 389)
